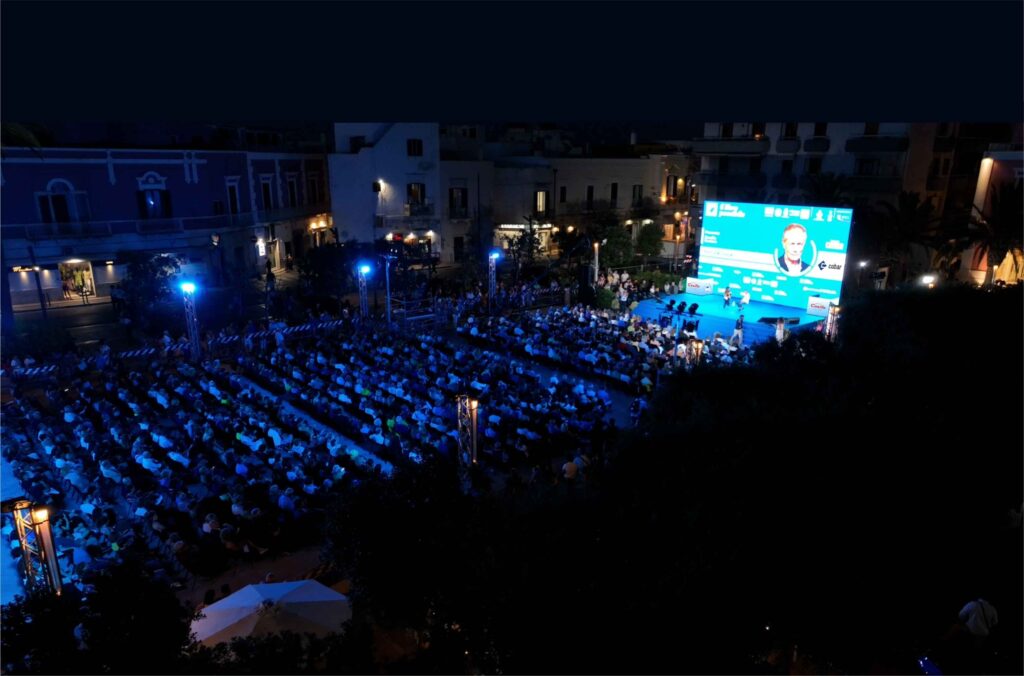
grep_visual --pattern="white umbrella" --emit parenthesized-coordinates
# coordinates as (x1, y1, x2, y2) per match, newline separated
(191, 580, 352, 646)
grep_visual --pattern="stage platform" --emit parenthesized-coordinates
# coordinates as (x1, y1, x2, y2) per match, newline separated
(632, 292, 823, 346)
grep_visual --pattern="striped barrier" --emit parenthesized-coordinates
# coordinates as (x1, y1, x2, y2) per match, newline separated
(9, 318, 354, 379)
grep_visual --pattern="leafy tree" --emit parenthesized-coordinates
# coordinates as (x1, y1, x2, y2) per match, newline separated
(298, 241, 355, 302)
(800, 171, 851, 206)
(117, 251, 184, 325)
(966, 180, 1024, 276)
(500, 226, 542, 281)
(1, 589, 82, 674)
(636, 222, 666, 263)
(875, 191, 941, 284)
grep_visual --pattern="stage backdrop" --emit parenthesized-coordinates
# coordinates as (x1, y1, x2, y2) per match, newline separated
(697, 200, 853, 311)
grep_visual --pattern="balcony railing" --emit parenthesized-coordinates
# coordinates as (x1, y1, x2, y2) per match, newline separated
(775, 138, 801, 154)
(3, 203, 332, 242)
(690, 136, 771, 155)
(803, 137, 831, 153)
(404, 202, 435, 217)
(694, 172, 767, 189)
(845, 136, 909, 153)
(844, 175, 903, 193)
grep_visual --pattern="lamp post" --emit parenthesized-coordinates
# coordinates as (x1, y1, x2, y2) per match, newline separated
(1, 499, 62, 596)
(824, 304, 840, 343)
(593, 241, 600, 284)
(180, 282, 201, 362)
(357, 264, 370, 319)
(381, 253, 397, 327)
(488, 250, 499, 315)
(673, 233, 681, 272)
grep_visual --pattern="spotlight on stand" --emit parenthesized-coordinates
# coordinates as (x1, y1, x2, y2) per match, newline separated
(356, 262, 372, 319)
(488, 250, 500, 314)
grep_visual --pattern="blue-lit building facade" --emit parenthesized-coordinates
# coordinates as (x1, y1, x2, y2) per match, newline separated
(1, 143, 330, 305)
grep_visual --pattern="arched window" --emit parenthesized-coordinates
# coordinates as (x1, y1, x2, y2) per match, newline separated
(36, 179, 90, 224)
(136, 172, 172, 219)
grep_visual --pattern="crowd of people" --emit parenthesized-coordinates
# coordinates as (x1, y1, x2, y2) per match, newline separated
(455, 304, 752, 391)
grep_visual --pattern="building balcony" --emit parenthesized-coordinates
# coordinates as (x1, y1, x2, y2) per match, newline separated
(771, 174, 798, 190)
(775, 138, 801, 154)
(803, 137, 831, 153)
(690, 136, 771, 155)
(695, 172, 767, 189)
(403, 202, 435, 218)
(845, 175, 903, 193)
(1, 210, 300, 242)
(845, 136, 909, 153)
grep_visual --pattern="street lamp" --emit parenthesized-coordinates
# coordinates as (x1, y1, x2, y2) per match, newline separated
(673, 234, 681, 273)
(357, 263, 371, 319)
(180, 281, 201, 361)
(593, 241, 600, 284)
(381, 253, 397, 327)
(1, 498, 62, 596)
(488, 250, 500, 314)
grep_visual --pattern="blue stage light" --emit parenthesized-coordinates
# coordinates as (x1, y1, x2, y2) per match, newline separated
(180, 282, 196, 293)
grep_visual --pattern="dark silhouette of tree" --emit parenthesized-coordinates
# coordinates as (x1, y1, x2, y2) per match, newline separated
(800, 172, 851, 206)
(967, 181, 1024, 276)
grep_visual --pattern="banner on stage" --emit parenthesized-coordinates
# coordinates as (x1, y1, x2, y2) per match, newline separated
(806, 296, 836, 317)
(685, 277, 714, 295)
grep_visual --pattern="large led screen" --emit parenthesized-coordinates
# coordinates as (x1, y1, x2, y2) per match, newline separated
(697, 200, 853, 311)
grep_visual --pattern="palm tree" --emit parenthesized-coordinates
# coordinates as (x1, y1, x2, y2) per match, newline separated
(966, 181, 1024, 280)
(800, 172, 851, 206)
(874, 191, 942, 284)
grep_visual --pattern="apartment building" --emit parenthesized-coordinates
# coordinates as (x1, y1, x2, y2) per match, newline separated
(2, 130, 330, 306)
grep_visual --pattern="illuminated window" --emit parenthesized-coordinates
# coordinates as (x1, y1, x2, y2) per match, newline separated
(449, 187, 468, 218)
(408, 182, 426, 205)
(752, 122, 766, 138)
(666, 175, 679, 197)
(535, 190, 550, 215)
(407, 139, 423, 157)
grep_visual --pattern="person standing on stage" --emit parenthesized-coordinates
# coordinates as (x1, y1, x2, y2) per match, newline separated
(732, 314, 745, 346)
(722, 287, 732, 308)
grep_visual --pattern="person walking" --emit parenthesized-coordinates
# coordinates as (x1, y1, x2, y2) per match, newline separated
(722, 287, 732, 308)
(732, 314, 745, 347)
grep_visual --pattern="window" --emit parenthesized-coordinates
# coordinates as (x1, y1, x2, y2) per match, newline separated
(585, 185, 594, 209)
(227, 182, 240, 214)
(855, 158, 880, 175)
(535, 190, 550, 215)
(307, 176, 320, 205)
(260, 180, 275, 212)
(632, 184, 643, 206)
(721, 122, 733, 138)
(36, 179, 85, 224)
(719, 157, 731, 174)
(813, 122, 828, 137)
(350, 136, 366, 153)
(449, 187, 468, 218)
(783, 122, 799, 138)
(287, 178, 298, 208)
(609, 182, 618, 208)
(749, 158, 762, 175)
(559, 186, 567, 203)
(407, 182, 426, 205)
(666, 175, 679, 197)
(407, 139, 424, 157)
(781, 159, 794, 175)
(138, 189, 172, 219)
(752, 122, 766, 138)
(807, 157, 823, 175)
(864, 122, 880, 136)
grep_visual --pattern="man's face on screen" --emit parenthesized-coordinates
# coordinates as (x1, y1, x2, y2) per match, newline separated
(783, 230, 806, 261)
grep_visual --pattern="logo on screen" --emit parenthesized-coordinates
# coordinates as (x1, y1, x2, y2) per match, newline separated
(705, 203, 718, 217)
